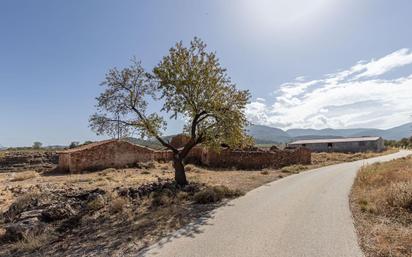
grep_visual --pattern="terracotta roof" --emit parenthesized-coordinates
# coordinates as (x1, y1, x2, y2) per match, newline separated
(289, 136, 381, 145)
(57, 139, 118, 154)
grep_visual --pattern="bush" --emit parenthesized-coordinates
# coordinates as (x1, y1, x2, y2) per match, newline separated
(110, 197, 128, 213)
(194, 188, 220, 204)
(194, 186, 243, 204)
(260, 170, 269, 175)
(13, 231, 48, 252)
(281, 165, 308, 174)
(143, 161, 156, 169)
(86, 195, 105, 211)
(212, 185, 243, 198)
(176, 191, 189, 202)
(150, 190, 173, 207)
(386, 182, 412, 210)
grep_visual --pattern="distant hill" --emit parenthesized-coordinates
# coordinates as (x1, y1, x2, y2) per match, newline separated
(246, 123, 412, 144)
(123, 123, 412, 147)
(245, 125, 291, 144)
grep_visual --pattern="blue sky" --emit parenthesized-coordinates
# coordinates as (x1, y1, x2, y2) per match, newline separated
(1, 0, 412, 146)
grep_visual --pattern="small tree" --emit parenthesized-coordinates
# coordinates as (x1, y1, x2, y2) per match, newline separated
(32, 141, 42, 149)
(90, 38, 251, 185)
(69, 141, 80, 149)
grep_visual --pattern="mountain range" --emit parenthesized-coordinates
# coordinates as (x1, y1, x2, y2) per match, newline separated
(246, 123, 412, 144)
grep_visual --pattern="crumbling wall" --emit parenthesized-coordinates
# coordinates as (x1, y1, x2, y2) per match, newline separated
(58, 138, 311, 173)
(61, 141, 159, 173)
(170, 134, 191, 149)
(0, 151, 58, 172)
(189, 147, 311, 169)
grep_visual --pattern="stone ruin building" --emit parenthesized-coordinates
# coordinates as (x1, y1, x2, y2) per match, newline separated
(57, 136, 311, 173)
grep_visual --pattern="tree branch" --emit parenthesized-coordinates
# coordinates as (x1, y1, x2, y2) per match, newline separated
(130, 106, 178, 153)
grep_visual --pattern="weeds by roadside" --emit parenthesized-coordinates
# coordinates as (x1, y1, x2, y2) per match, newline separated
(350, 156, 412, 257)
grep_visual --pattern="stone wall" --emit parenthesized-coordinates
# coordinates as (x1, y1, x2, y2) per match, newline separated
(189, 147, 311, 169)
(169, 134, 191, 149)
(58, 139, 311, 173)
(59, 140, 169, 173)
(0, 151, 58, 173)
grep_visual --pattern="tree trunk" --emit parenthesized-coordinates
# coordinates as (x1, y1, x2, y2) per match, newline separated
(173, 156, 188, 186)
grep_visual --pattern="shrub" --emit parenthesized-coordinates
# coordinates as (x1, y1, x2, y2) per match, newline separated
(386, 182, 412, 210)
(13, 231, 48, 252)
(212, 185, 243, 198)
(194, 188, 220, 204)
(260, 170, 269, 175)
(10, 171, 38, 182)
(150, 190, 173, 207)
(141, 170, 150, 175)
(86, 196, 105, 211)
(194, 186, 243, 204)
(176, 191, 189, 202)
(143, 161, 156, 169)
(110, 197, 128, 213)
(281, 165, 308, 174)
(358, 199, 377, 213)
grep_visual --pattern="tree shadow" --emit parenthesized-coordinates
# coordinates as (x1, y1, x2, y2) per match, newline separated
(2, 200, 228, 257)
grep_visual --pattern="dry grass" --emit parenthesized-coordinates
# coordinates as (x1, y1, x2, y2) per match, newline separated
(350, 156, 412, 257)
(12, 232, 49, 252)
(110, 196, 129, 214)
(9, 171, 38, 182)
(280, 164, 308, 174)
(312, 148, 398, 166)
(193, 185, 244, 204)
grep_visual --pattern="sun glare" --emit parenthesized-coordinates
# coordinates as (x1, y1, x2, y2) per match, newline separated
(238, 0, 338, 33)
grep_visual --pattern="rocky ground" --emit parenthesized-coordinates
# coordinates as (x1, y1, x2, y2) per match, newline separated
(0, 162, 283, 257)
(0, 178, 233, 257)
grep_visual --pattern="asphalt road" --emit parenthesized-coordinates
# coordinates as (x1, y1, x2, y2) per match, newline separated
(140, 150, 411, 257)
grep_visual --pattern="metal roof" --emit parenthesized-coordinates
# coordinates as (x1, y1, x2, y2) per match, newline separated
(289, 137, 381, 145)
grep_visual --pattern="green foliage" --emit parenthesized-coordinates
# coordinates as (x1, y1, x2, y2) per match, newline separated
(69, 141, 80, 149)
(32, 141, 42, 149)
(153, 37, 251, 149)
(90, 37, 251, 150)
(384, 137, 412, 148)
(89, 37, 251, 185)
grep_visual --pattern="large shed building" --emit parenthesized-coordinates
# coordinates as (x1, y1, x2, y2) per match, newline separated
(287, 136, 385, 153)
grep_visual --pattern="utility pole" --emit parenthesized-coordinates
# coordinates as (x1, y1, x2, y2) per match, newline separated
(116, 113, 120, 140)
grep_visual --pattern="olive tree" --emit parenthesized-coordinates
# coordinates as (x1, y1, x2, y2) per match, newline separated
(90, 38, 251, 185)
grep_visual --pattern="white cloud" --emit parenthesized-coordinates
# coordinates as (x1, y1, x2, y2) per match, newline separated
(246, 49, 412, 129)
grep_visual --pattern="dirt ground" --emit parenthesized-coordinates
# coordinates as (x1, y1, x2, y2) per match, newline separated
(0, 162, 286, 257)
(350, 155, 412, 257)
(0, 149, 398, 256)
